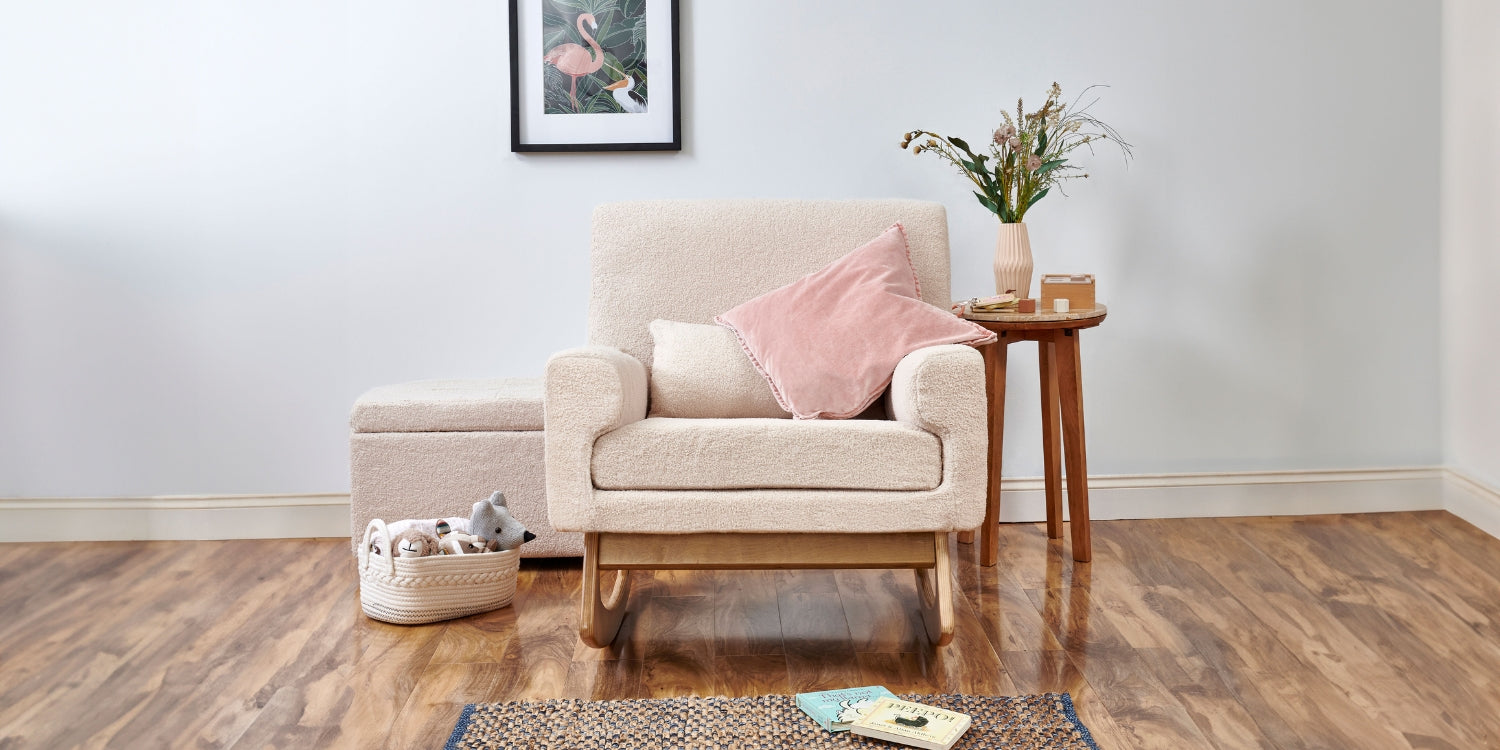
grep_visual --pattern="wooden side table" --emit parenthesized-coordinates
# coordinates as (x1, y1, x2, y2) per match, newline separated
(956, 304, 1107, 566)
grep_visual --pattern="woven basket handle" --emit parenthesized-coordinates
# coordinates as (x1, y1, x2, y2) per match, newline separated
(360, 518, 398, 577)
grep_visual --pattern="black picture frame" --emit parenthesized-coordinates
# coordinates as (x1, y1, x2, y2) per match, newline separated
(509, 0, 681, 152)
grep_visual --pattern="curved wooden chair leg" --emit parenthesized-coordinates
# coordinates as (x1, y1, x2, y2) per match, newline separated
(915, 531, 955, 647)
(579, 532, 631, 648)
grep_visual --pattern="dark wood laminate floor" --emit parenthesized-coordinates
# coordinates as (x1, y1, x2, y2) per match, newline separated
(2, 512, 1498, 749)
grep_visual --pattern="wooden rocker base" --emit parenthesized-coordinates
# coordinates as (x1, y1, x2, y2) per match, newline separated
(914, 532, 955, 647)
(579, 533, 631, 649)
(577, 531, 956, 648)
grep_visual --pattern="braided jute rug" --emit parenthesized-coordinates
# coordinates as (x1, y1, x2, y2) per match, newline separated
(445, 692, 1101, 750)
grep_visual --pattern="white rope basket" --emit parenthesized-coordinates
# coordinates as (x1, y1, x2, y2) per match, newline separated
(358, 518, 520, 625)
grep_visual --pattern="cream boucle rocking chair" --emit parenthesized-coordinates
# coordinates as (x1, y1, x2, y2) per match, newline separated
(545, 200, 989, 648)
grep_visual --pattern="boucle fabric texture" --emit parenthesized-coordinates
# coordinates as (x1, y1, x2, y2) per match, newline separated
(591, 417, 940, 491)
(445, 693, 1101, 750)
(716, 223, 996, 419)
(588, 200, 952, 370)
(351, 378, 544, 433)
(647, 320, 789, 419)
(544, 346, 649, 532)
(546, 343, 986, 533)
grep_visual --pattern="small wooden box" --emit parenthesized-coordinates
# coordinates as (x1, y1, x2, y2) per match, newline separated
(1039, 274, 1096, 311)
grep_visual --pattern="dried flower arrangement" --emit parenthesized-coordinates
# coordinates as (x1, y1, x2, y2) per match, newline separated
(901, 83, 1132, 223)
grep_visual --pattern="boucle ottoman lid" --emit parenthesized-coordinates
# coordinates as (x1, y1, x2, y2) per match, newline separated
(351, 378, 543, 433)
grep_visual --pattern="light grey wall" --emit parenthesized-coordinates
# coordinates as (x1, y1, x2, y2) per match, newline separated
(1442, 0, 1500, 488)
(0, 0, 1442, 497)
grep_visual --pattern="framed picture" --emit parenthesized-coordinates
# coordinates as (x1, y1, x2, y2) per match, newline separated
(509, 0, 681, 152)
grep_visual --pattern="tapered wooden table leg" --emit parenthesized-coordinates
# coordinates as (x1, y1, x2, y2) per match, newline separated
(1054, 329, 1092, 562)
(980, 337, 1008, 567)
(1038, 336, 1064, 540)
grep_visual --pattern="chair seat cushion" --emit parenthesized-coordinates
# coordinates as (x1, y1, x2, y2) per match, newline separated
(590, 417, 941, 491)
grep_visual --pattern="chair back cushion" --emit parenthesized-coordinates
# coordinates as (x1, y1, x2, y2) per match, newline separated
(647, 320, 789, 419)
(588, 199, 951, 369)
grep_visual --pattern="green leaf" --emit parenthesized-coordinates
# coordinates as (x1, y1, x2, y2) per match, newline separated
(949, 136, 972, 153)
(1026, 187, 1051, 208)
(542, 24, 574, 50)
(973, 191, 998, 215)
(541, 2, 568, 23)
(597, 23, 635, 48)
(1036, 128, 1048, 155)
(1035, 159, 1065, 178)
(989, 191, 1013, 223)
(543, 64, 579, 113)
(585, 93, 622, 113)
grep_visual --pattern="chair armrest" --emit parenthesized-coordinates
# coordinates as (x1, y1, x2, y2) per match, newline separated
(544, 346, 648, 530)
(890, 344, 989, 524)
(890, 344, 987, 436)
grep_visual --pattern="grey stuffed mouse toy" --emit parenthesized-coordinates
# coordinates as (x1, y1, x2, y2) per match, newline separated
(469, 491, 536, 551)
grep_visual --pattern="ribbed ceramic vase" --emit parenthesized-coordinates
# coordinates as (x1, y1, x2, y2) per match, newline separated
(993, 222, 1034, 298)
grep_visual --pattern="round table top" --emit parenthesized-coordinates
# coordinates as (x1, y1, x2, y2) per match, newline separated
(957, 302, 1107, 326)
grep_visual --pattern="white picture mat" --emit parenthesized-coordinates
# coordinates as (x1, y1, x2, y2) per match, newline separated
(515, 0, 676, 145)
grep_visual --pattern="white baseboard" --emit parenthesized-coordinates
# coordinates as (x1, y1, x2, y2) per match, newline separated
(0, 493, 351, 542)
(995, 467, 1445, 522)
(0, 467, 1461, 542)
(1443, 469, 1500, 539)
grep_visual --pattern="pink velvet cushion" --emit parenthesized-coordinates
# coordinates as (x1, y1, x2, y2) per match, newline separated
(715, 223, 996, 420)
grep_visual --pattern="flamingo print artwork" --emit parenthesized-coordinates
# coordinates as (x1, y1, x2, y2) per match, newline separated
(542, 13, 604, 112)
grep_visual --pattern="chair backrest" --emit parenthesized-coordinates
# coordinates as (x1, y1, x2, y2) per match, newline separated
(588, 199, 951, 369)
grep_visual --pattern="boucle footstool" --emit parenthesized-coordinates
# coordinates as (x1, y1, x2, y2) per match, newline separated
(349, 378, 581, 557)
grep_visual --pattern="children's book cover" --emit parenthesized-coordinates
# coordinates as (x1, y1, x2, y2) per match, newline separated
(794, 686, 896, 732)
(849, 696, 972, 750)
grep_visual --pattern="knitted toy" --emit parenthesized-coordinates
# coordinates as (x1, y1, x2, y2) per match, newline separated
(439, 532, 496, 555)
(386, 517, 468, 541)
(464, 534, 499, 554)
(392, 529, 439, 558)
(470, 491, 536, 552)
